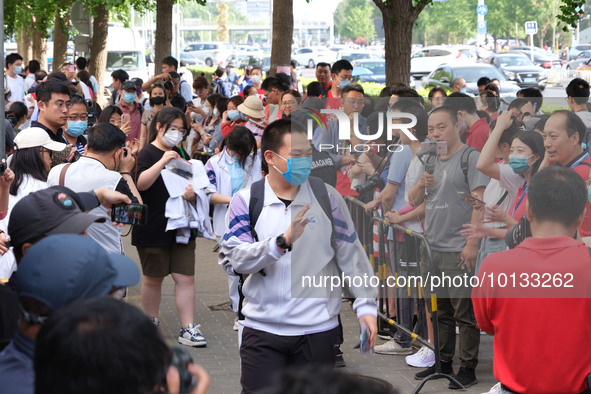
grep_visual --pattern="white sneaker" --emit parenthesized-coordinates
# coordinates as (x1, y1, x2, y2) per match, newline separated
(482, 382, 502, 394)
(233, 318, 239, 331)
(405, 345, 435, 368)
(178, 323, 207, 347)
(374, 339, 412, 355)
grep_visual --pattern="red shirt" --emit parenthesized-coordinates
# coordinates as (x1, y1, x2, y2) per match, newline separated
(508, 181, 528, 220)
(120, 102, 141, 143)
(473, 236, 591, 393)
(570, 156, 591, 237)
(465, 117, 490, 152)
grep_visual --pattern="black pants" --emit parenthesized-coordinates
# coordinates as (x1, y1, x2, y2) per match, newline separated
(240, 326, 339, 394)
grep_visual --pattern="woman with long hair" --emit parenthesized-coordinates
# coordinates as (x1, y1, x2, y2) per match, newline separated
(204, 125, 262, 329)
(132, 107, 206, 348)
(140, 83, 167, 149)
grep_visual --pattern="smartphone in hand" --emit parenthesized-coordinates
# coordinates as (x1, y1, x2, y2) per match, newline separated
(121, 113, 130, 124)
(111, 203, 148, 225)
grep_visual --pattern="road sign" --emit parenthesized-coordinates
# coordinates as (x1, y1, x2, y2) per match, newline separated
(525, 21, 538, 35)
(476, 5, 488, 15)
(477, 21, 487, 35)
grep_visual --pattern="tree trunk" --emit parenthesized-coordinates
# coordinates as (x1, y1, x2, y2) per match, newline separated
(155, 0, 174, 69)
(89, 3, 109, 105)
(17, 27, 32, 64)
(375, 0, 423, 86)
(32, 31, 48, 72)
(269, 0, 293, 77)
(53, 3, 72, 70)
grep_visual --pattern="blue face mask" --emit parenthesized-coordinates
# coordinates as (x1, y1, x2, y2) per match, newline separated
(213, 108, 220, 117)
(228, 110, 241, 121)
(240, 112, 247, 121)
(67, 120, 87, 137)
(459, 88, 467, 94)
(339, 79, 351, 89)
(14, 66, 22, 74)
(123, 92, 136, 104)
(272, 152, 312, 186)
(509, 154, 534, 174)
(203, 106, 211, 116)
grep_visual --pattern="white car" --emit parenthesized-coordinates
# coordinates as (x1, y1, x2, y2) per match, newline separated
(182, 42, 233, 67)
(292, 47, 337, 68)
(411, 45, 473, 79)
(337, 50, 382, 62)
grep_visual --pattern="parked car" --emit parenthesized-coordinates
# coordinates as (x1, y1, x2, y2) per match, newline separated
(353, 59, 385, 84)
(411, 45, 474, 80)
(422, 64, 520, 98)
(568, 44, 591, 61)
(481, 53, 547, 90)
(567, 50, 591, 70)
(182, 42, 233, 67)
(226, 54, 261, 69)
(233, 45, 264, 60)
(337, 50, 382, 62)
(180, 51, 205, 66)
(507, 49, 562, 69)
(291, 47, 337, 68)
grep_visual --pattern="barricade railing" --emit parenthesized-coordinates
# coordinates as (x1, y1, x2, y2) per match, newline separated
(345, 196, 463, 393)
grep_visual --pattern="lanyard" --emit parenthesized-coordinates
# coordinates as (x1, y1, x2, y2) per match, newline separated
(512, 181, 528, 218)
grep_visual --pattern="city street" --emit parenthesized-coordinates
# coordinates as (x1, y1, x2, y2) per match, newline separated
(123, 237, 496, 394)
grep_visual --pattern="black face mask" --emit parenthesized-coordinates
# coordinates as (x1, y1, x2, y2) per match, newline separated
(150, 96, 165, 106)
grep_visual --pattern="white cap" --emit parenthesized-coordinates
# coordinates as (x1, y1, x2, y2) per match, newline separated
(14, 127, 67, 151)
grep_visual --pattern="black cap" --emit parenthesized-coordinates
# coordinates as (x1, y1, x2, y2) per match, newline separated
(8, 186, 105, 249)
(121, 80, 136, 91)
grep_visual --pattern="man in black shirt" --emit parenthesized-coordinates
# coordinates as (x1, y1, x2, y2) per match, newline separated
(31, 81, 71, 143)
(169, 72, 187, 111)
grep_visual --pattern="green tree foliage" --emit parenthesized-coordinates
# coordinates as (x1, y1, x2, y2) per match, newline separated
(334, 0, 380, 40)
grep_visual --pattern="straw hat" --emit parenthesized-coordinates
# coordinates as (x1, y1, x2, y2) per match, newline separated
(237, 96, 265, 119)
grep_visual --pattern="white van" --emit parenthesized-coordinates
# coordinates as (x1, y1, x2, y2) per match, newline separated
(104, 23, 148, 89)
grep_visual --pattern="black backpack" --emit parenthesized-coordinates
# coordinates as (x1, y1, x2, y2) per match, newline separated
(236, 176, 336, 319)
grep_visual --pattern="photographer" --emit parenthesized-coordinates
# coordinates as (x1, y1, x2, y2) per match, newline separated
(166, 72, 187, 112)
(6, 101, 28, 132)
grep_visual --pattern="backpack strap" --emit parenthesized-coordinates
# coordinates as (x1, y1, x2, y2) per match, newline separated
(460, 146, 477, 186)
(58, 163, 73, 187)
(308, 176, 336, 251)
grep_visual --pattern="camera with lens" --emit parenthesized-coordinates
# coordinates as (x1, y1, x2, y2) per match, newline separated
(86, 100, 98, 128)
(160, 346, 197, 394)
(355, 173, 385, 196)
(163, 80, 174, 91)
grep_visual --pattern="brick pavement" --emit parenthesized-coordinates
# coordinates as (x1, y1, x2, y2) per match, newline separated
(124, 237, 496, 394)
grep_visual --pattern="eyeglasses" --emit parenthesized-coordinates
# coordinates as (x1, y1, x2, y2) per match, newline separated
(39, 147, 53, 158)
(68, 114, 88, 121)
(169, 127, 188, 136)
(281, 99, 297, 107)
(110, 118, 122, 126)
(344, 98, 365, 106)
(51, 100, 73, 110)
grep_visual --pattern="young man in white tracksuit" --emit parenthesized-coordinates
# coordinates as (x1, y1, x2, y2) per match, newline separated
(220, 119, 378, 393)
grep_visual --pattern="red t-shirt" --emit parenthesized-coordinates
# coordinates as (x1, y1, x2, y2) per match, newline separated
(465, 117, 490, 152)
(571, 156, 591, 237)
(473, 236, 591, 393)
(508, 181, 528, 220)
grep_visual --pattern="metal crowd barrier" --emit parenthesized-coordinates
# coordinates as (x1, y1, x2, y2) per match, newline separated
(345, 196, 463, 393)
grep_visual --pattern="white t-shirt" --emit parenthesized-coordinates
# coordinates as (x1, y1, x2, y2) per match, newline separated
(6, 74, 25, 102)
(576, 111, 591, 129)
(489, 162, 524, 228)
(403, 155, 424, 233)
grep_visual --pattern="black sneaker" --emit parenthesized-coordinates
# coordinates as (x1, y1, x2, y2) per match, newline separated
(335, 352, 346, 368)
(414, 361, 453, 380)
(449, 366, 478, 389)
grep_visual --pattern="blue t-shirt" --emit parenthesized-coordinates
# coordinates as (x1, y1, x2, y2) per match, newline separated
(386, 145, 413, 211)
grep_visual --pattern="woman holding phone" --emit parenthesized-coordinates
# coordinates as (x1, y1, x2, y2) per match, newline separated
(132, 107, 206, 348)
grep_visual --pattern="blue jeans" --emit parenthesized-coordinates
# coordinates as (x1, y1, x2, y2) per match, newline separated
(475, 236, 507, 274)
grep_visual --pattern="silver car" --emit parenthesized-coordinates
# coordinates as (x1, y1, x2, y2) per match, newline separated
(182, 42, 233, 67)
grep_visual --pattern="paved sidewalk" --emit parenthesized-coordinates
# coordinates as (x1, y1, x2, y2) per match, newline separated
(124, 237, 495, 394)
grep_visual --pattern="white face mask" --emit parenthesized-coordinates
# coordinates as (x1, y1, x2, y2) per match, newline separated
(162, 128, 184, 147)
(251, 75, 261, 84)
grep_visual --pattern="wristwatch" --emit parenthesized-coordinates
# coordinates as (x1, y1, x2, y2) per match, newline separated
(276, 235, 292, 252)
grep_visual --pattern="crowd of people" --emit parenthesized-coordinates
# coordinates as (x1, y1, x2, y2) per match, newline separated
(0, 50, 590, 394)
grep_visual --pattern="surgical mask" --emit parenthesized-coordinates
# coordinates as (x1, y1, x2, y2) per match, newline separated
(203, 106, 211, 116)
(213, 108, 220, 117)
(459, 88, 467, 94)
(339, 79, 351, 89)
(509, 154, 535, 174)
(151, 96, 165, 106)
(228, 109, 241, 121)
(251, 75, 261, 84)
(162, 128, 184, 148)
(123, 92, 136, 104)
(14, 66, 22, 74)
(272, 152, 312, 186)
(227, 68, 233, 73)
(67, 120, 87, 137)
(240, 112, 247, 121)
